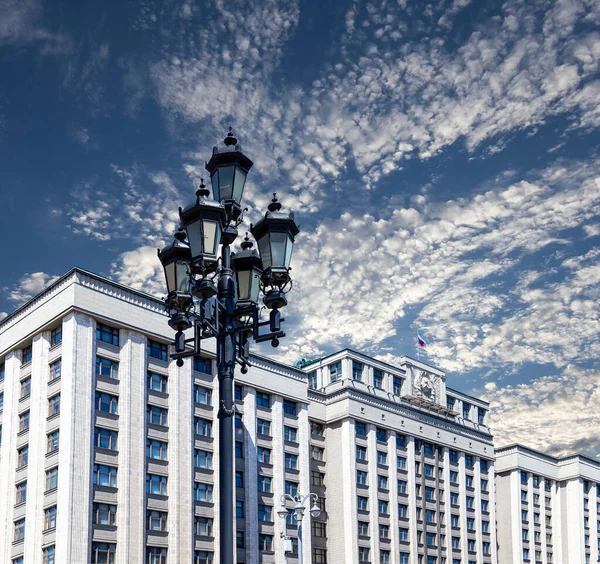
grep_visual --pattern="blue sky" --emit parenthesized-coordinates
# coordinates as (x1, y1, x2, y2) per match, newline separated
(1, 0, 599, 457)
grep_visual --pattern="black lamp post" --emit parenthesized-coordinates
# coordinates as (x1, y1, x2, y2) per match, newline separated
(158, 129, 299, 564)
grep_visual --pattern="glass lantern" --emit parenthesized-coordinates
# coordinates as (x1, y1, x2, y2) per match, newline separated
(232, 235, 263, 307)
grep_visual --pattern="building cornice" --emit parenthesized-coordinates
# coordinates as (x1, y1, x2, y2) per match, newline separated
(249, 353, 307, 382)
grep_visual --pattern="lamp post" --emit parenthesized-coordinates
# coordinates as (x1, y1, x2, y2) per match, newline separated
(277, 492, 321, 564)
(158, 129, 299, 564)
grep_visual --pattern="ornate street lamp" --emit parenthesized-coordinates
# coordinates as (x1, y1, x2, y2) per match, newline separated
(278, 492, 321, 564)
(157, 129, 299, 564)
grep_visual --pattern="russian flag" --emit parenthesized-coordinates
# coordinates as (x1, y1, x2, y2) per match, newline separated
(417, 334, 426, 347)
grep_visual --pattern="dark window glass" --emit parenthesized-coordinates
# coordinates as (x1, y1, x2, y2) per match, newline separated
(50, 326, 62, 346)
(147, 340, 168, 361)
(96, 323, 119, 346)
(193, 356, 212, 374)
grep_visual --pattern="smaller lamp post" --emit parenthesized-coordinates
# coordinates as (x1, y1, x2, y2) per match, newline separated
(277, 492, 321, 564)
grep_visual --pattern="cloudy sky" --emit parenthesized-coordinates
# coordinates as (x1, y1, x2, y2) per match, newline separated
(1, 0, 599, 458)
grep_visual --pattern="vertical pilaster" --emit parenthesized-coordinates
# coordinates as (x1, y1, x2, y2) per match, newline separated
(388, 433, 399, 564)
(168, 353, 193, 563)
(342, 420, 358, 564)
(458, 452, 468, 560)
(488, 461, 498, 564)
(272, 396, 286, 561)
(55, 312, 94, 563)
(474, 456, 483, 561)
(0, 351, 21, 563)
(510, 471, 523, 564)
(441, 448, 453, 560)
(24, 331, 50, 564)
(366, 424, 379, 564)
(298, 402, 312, 564)
(406, 437, 418, 564)
(540, 477, 548, 564)
(590, 483, 598, 564)
(243, 388, 258, 562)
(212, 366, 221, 564)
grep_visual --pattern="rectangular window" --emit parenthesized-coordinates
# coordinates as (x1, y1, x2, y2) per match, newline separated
(447, 396, 455, 410)
(313, 522, 327, 537)
(258, 504, 273, 522)
(373, 368, 383, 388)
(93, 503, 117, 526)
(146, 547, 167, 564)
(359, 547, 370, 562)
(465, 454, 474, 468)
(258, 534, 273, 551)
(308, 371, 317, 389)
(49, 358, 62, 381)
(195, 417, 212, 436)
(146, 439, 168, 460)
(376, 427, 386, 441)
(147, 405, 168, 426)
(94, 427, 118, 450)
(18, 410, 29, 432)
(194, 482, 213, 502)
(283, 399, 297, 415)
(329, 361, 342, 382)
(43, 505, 57, 530)
(285, 453, 298, 469)
(450, 471, 458, 483)
(393, 376, 402, 395)
(355, 421, 367, 437)
(397, 456, 406, 470)
(257, 447, 271, 463)
(311, 446, 324, 461)
(17, 445, 28, 468)
(22, 345, 32, 364)
(193, 356, 212, 374)
(256, 392, 270, 408)
(378, 475, 388, 489)
(14, 518, 25, 541)
(96, 323, 119, 346)
(50, 326, 62, 346)
(194, 385, 212, 405)
(449, 450, 458, 463)
(235, 441, 244, 458)
(95, 356, 118, 379)
(235, 470, 244, 488)
(352, 361, 363, 381)
(478, 407, 486, 424)
(377, 451, 387, 465)
(258, 475, 272, 492)
(285, 480, 298, 496)
(194, 449, 213, 469)
(148, 372, 168, 393)
(93, 464, 117, 487)
(284, 425, 297, 442)
(399, 527, 409, 541)
(42, 546, 55, 564)
(398, 504, 408, 518)
(311, 471, 324, 487)
(91, 543, 115, 564)
(47, 430, 59, 453)
(194, 551, 213, 564)
(147, 339, 168, 360)
(357, 470, 367, 485)
(20, 377, 31, 398)
(0, 362, 4, 381)
(356, 445, 367, 461)
(462, 402, 470, 420)
(236, 501, 244, 518)
(95, 391, 117, 414)
(378, 500, 389, 515)
(146, 473, 168, 496)
(313, 549, 327, 564)
(234, 385, 243, 400)
(257, 418, 271, 436)
(147, 510, 168, 532)
(195, 516, 213, 536)
(16, 481, 27, 504)
(357, 496, 368, 511)
(46, 393, 60, 417)
(398, 479, 407, 494)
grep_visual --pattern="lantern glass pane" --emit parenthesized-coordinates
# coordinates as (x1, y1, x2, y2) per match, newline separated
(175, 261, 189, 292)
(186, 219, 204, 260)
(237, 270, 251, 301)
(251, 269, 262, 303)
(165, 263, 176, 294)
(211, 171, 220, 201)
(203, 220, 218, 257)
(270, 231, 288, 268)
(257, 235, 272, 270)
(232, 168, 246, 203)
(218, 166, 234, 200)
(284, 234, 294, 268)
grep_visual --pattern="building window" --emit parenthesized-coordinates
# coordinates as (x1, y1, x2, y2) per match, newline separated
(376, 427, 386, 441)
(45, 467, 58, 491)
(357, 496, 368, 511)
(14, 518, 25, 541)
(257, 447, 271, 463)
(308, 371, 317, 389)
(236, 531, 245, 548)
(358, 521, 369, 536)
(147, 510, 168, 531)
(93, 503, 117, 526)
(147, 339, 168, 361)
(467, 517, 475, 531)
(193, 356, 212, 374)
(352, 361, 363, 381)
(146, 474, 168, 496)
(258, 475, 272, 492)
(95, 356, 118, 379)
(285, 480, 298, 496)
(357, 470, 367, 485)
(16, 481, 27, 504)
(256, 392, 270, 407)
(22, 345, 32, 364)
(148, 372, 168, 393)
(450, 492, 459, 504)
(399, 527, 409, 541)
(195, 516, 213, 536)
(285, 453, 298, 469)
(257, 418, 271, 436)
(96, 323, 119, 346)
(194, 482, 213, 502)
(49, 358, 62, 381)
(20, 377, 31, 399)
(329, 361, 342, 383)
(146, 439, 168, 460)
(378, 500, 389, 515)
(17, 445, 28, 468)
(258, 504, 273, 522)
(44, 505, 57, 530)
(313, 522, 327, 537)
(194, 449, 213, 469)
(311, 421, 324, 437)
(283, 399, 297, 416)
(393, 376, 402, 395)
(359, 547, 370, 562)
(235, 413, 243, 429)
(284, 425, 297, 442)
(46, 394, 60, 417)
(447, 396, 455, 410)
(373, 368, 383, 388)
(478, 407, 485, 424)
(235, 441, 244, 458)
(258, 534, 273, 552)
(236, 500, 244, 517)
(462, 402, 470, 420)
(194, 551, 213, 564)
(194, 417, 212, 437)
(396, 434, 406, 448)
(480, 459, 488, 472)
(311, 471, 325, 487)
(356, 445, 367, 461)
(449, 450, 458, 463)
(0, 362, 4, 380)
(311, 446, 325, 461)
(465, 454, 473, 468)
(234, 385, 243, 400)
(398, 479, 407, 494)
(19, 411, 30, 432)
(381, 550, 390, 564)
(235, 470, 244, 488)
(42, 546, 56, 564)
(194, 385, 212, 405)
(313, 549, 327, 564)
(93, 464, 117, 488)
(94, 427, 118, 450)
(146, 547, 167, 564)
(398, 504, 408, 518)
(47, 430, 59, 453)
(95, 392, 117, 414)
(378, 475, 388, 489)
(377, 451, 387, 465)
(450, 471, 458, 483)
(50, 326, 62, 346)
(355, 421, 367, 437)
(147, 405, 168, 426)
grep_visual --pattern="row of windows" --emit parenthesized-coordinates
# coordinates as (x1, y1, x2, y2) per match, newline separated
(14, 468, 58, 504)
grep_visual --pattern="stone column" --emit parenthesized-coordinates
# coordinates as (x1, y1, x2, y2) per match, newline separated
(488, 461, 498, 564)
(387, 433, 399, 564)
(366, 424, 380, 564)
(473, 456, 483, 559)
(243, 388, 258, 562)
(272, 395, 286, 561)
(406, 437, 419, 564)
(298, 402, 312, 564)
(458, 452, 469, 559)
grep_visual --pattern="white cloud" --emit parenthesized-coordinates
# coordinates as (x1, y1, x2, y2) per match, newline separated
(0, 312, 7, 321)
(5, 272, 60, 306)
(110, 245, 165, 297)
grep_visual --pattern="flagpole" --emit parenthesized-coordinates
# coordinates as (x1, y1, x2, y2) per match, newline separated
(417, 329, 420, 361)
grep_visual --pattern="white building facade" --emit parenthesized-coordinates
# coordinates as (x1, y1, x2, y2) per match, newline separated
(0, 268, 497, 564)
(495, 444, 600, 564)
